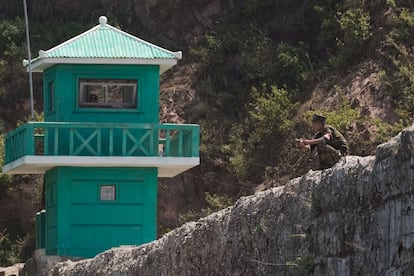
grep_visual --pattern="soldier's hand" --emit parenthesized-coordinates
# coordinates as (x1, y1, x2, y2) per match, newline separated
(295, 138, 304, 148)
(295, 138, 309, 152)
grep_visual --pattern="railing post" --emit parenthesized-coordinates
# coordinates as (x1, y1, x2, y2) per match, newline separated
(178, 130, 183, 157)
(109, 128, 114, 156)
(122, 128, 127, 155)
(97, 128, 101, 155)
(192, 126, 200, 157)
(149, 127, 155, 156)
(165, 130, 171, 157)
(25, 123, 35, 155)
(53, 127, 59, 155)
(44, 127, 49, 155)
(69, 128, 74, 155)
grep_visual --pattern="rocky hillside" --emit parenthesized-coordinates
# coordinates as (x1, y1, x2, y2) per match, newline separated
(20, 124, 413, 275)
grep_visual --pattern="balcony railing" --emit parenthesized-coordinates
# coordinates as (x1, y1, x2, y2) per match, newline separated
(4, 122, 200, 165)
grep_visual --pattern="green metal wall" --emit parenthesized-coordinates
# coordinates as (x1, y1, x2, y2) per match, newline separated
(44, 167, 158, 258)
(43, 64, 160, 124)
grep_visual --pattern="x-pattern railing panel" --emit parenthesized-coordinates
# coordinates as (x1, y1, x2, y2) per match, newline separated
(123, 129, 153, 156)
(70, 129, 100, 155)
(4, 122, 200, 164)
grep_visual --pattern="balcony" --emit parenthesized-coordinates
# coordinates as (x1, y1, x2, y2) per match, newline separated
(3, 122, 200, 177)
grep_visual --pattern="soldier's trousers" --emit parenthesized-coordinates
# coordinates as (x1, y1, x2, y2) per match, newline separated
(316, 144, 343, 169)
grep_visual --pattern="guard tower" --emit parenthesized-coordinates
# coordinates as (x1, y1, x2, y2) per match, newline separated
(2, 16, 199, 258)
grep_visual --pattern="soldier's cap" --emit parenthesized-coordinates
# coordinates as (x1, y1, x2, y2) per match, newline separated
(312, 114, 326, 124)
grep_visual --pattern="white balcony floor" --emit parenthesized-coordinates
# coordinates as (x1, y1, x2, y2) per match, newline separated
(2, 156, 200, 177)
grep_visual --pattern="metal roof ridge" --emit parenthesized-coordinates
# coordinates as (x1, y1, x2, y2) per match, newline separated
(104, 24, 182, 59)
(39, 24, 101, 58)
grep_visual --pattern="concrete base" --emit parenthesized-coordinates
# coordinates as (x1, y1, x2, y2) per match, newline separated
(20, 255, 81, 276)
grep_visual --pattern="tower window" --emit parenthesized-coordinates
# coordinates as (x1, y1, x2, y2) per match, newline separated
(100, 185, 116, 201)
(79, 79, 137, 109)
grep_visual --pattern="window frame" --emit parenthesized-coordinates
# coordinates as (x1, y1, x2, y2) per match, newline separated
(99, 185, 117, 201)
(78, 78, 138, 110)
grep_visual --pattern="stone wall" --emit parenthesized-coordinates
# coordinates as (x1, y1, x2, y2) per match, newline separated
(22, 124, 414, 275)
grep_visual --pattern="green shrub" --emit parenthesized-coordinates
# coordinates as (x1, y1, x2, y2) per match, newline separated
(313, 0, 373, 68)
(379, 7, 414, 118)
(295, 256, 315, 275)
(178, 192, 234, 225)
(191, 25, 312, 118)
(204, 192, 234, 213)
(178, 210, 201, 226)
(390, 8, 414, 44)
(274, 42, 313, 97)
(0, 133, 11, 190)
(0, 18, 25, 59)
(370, 118, 405, 144)
(0, 230, 19, 266)
(305, 91, 360, 133)
(248, 85, 296, 143)
(0, 133, 4, 166)
(338, 7, 372, 44)
(0, 230, 35, 267)
(242, 0, 266, 17)
(225, 126, 249, 180)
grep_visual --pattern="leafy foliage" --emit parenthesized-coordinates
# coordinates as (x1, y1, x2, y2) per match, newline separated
(0, 132, 4, 167)
(178, 192, 235, 225)
(191, 26, 312, 120)
(305, 91, 361, 133)
(248, 85, 296, 143)
(0, 230, 35, 267)
(379, 7, 414, 117)
(274, 42, 313, 99)
(0, 18, 25, 60)
(0, 133, 12, 190)
(217, 85, 296, 181)
(0, 230, 19, 266)
(313, 0, 372, 68)
(225, 125, 249, 180)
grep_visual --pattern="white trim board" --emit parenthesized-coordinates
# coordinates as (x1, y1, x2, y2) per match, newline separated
(28, 58, 177, 74)
(2, 156, 199, 178)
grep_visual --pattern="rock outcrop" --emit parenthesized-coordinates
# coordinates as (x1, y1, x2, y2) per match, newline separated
(24, 124, 414, 275)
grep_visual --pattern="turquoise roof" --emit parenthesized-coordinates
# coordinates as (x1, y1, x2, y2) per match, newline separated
(27, 16, 181, 73)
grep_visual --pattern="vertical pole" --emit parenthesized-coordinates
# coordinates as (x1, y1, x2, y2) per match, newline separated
(35, 212, 41, 249)
(23, 0, 35, 120)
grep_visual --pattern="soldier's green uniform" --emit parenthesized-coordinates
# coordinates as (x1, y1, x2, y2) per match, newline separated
(311, 125, 349, 169)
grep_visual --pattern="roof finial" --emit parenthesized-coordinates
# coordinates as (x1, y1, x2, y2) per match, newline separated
(99, 16, 107, 26)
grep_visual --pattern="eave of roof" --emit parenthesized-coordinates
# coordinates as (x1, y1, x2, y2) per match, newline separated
(25, 57, 178, 74)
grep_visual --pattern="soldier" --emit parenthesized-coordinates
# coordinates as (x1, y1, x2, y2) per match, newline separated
(296, 114, 349, 169)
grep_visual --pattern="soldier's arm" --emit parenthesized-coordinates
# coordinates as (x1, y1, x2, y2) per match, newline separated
(302, 133, 331, 146)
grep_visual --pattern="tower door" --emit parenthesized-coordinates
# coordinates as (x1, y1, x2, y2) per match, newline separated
(68, 179, 145, 257)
